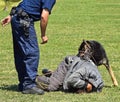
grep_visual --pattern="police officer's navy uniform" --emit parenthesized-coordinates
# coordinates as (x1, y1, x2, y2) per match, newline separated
(10, 0, 56, 92)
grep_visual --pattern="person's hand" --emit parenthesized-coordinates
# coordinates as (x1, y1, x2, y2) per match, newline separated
(1, 15, 11, 26)
(86, 83, 92, 92)
(41, 35, 48, 44)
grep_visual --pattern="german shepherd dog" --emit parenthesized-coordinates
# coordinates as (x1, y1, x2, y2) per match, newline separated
(77, 40, 118, 86)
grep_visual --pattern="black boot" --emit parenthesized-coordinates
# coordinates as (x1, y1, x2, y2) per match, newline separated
(22, 86, 44, 95)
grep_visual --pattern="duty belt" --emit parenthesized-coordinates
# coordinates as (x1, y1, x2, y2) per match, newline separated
(10, 7, 31, 37)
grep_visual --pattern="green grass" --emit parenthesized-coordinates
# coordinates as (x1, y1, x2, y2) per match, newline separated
(0, 0, 120, 102)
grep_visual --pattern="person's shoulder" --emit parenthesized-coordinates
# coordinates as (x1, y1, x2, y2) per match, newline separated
(86, 60, 98, 70)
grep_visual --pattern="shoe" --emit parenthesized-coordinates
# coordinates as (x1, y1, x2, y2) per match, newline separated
(22, 86, 44, 95)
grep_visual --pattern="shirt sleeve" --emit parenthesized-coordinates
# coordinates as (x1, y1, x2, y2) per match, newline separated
(63, 67, 87, 90)
(42, 0, 56, 14)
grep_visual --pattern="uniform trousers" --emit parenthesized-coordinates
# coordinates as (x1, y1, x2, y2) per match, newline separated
(11, 15, 39, 91)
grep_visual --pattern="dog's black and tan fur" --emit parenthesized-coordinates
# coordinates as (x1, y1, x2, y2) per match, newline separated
(77, 40, 118, 86)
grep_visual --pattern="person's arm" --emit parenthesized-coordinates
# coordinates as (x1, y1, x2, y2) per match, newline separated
(40, 9, 49, 44)
(1, 15, 11, 26)
(63, 67, 93, 92)
(63, 67, 87, 89)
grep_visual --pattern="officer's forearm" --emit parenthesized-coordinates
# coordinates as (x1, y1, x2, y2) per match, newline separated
(40, 9, 49, 37)
(40, 17, 47, 37)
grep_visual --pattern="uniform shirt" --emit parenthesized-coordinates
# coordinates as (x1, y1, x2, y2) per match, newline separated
(17, 0, 56, 21)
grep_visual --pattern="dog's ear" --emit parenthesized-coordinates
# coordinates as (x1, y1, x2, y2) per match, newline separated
(79, 40, 85, 50)
(83, 40, 90, 46)
(83, 39, 86, 43)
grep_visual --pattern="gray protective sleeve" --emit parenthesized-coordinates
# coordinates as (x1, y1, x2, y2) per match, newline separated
(63, 66, 87, 90)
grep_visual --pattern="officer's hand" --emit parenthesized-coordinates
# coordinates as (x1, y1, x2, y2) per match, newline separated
(86, 83, 92, 92)
(1, 15, 11, 26)
(41, 35, 48, 44)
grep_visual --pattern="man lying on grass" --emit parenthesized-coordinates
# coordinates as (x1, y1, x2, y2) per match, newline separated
(35, 46, 104, 93)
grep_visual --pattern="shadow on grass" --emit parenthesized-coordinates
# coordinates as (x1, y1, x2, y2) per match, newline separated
(104, 85, 112, 88)
(0, 84, 18, 92)
(104, 85, 120, 89)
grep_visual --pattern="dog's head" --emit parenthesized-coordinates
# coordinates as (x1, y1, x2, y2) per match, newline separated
(77, 39, 109, 66)
(77, 40, 93, 60)
(77, 40, 118, 86)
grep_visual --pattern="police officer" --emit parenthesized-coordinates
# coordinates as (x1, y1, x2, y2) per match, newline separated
(1, 0, 56, 95)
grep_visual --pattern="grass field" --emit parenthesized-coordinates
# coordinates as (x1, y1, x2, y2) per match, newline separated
(0, 0, 120, 102)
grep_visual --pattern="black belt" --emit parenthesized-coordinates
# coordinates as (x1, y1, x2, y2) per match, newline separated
(10, 7, 31, 37)
(10, 7, 29, 19)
